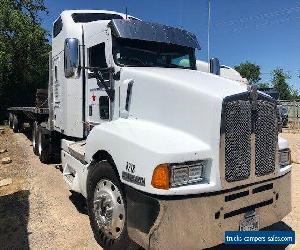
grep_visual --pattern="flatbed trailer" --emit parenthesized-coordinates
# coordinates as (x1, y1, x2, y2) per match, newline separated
(7, 87, 50, 132)
(7, 107, 48, 131)
(7, 104, 60, 163)
(7, 107, 49, 115)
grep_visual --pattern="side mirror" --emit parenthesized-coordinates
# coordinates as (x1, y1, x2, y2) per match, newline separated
(210, 58, 220, 75)
(64, 38, 81, 78)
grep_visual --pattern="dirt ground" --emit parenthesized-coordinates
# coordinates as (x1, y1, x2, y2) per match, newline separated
(281, 132, 300, 250)
(0, 126, 299, 250)
(0, 127, 100, 250)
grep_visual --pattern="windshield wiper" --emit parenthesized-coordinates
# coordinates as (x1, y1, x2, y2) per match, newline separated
(123, 46, 157, 55)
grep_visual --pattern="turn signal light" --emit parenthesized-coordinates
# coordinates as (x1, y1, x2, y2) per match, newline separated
(151, 164, 170, 190)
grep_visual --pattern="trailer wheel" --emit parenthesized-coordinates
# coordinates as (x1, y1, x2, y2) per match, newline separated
(87, 161, 140, 250)
(32, 122, 39, 156)
(12, 115, 20, 133)
(38, 127, 51, 163)
(8, 113, 13, 129)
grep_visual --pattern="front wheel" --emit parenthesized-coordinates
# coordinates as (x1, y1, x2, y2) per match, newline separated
(87, 161, 140, 250)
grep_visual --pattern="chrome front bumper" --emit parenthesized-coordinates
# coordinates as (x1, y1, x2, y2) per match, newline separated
(125, 172, 291, 250)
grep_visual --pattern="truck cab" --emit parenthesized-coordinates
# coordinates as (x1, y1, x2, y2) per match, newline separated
(37, 10, 292, 249)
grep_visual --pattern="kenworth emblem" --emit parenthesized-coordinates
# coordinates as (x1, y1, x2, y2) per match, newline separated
(248, 84, 258, 110)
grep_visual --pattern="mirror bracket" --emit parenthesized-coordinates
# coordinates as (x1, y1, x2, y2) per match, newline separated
(85, 67, 115, 102)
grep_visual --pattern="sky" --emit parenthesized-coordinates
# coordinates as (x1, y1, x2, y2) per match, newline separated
(41, 0, 300, 89)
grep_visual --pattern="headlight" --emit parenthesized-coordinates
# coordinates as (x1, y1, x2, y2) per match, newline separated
(170, 162, 204, 187)
(279, 149, 291, 168)
(151, 161, 207, 190)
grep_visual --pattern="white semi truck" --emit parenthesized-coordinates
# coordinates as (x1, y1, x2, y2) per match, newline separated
(8, 10, 292, 250)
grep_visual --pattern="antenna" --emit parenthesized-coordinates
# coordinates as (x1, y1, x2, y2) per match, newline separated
(125, 7, 128, 19)
(180, 0, 183, 28)
(207, 0, 211, 70)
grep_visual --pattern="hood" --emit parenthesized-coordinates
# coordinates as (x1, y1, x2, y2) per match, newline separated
(121, 67, 248, 99)
(119, 66, 249, 149)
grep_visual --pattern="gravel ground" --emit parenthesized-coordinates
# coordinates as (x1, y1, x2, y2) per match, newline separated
(0, 127, 100, 250)
(0, 126, 299, 250)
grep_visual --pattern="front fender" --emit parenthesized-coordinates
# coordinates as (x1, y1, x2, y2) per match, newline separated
(85, 118, 215, 195)
(278, 135, 288, 150)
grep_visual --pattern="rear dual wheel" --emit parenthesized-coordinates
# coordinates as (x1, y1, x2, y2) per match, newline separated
(38, 126, 52, 164)
(32, 122, 39, 156)
(12, 115, 25, 133)
(8, 113, 13, 129)
(33, 124, 60, 164)
(12, 115, 20, 133)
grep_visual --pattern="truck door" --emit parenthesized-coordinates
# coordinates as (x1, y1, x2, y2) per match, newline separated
(52, 56, 63, 131)
(86, 42, 111, 125)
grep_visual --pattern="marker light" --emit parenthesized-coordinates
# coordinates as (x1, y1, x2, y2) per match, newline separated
(151, 164, 170, 190)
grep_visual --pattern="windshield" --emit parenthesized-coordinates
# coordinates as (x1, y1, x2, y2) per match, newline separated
(112, 38, 196, 70)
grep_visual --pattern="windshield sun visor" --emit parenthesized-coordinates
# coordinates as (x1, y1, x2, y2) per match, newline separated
(109, 19, 200, 50)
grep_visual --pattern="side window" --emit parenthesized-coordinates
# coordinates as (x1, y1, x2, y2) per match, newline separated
(72, 13, 123, 23)
(89, 43, 108, 68)
(53, 17, 63, 38)
(99, 96, 109, 120)
(89, 43, 110, 120)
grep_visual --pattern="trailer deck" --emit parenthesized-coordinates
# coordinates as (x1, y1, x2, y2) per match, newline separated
(7, 107, 49, 130)
(7, 107, 49, 115)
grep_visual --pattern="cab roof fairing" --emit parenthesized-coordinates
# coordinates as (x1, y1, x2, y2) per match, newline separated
(108, 19, 201, 50)
(59, 9, 140, 21)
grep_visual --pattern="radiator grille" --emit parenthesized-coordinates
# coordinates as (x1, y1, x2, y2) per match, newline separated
(255, 101, 278, 176)
(224, 100, 252, 182)
(223, 97, 277, 182)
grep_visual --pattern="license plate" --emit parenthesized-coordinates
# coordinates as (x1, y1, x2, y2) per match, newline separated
(239, 215, 259, 231)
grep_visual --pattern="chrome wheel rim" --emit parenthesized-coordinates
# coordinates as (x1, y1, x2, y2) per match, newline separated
(93, 179, 125, 239)
(33, 127, 36, 149)
(38, 131, 42, 155)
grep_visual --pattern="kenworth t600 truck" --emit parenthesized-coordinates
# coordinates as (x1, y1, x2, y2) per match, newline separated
(8, 10, 292, 250)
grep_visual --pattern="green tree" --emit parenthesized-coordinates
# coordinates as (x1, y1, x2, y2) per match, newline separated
(0, 0, 50, 122)
(271, 69, 292, 100)
(234, 61, 261, 84)
(257, 82, 269, 89)
(291, 89, 300, 100)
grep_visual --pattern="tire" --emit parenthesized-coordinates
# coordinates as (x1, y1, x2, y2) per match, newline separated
(51, 138, 61, 164)
(38, 127, 51, 163)
(87, 161, 140, 250)
(12, 115, 19, 133)
(8, 113, 13, 129)
(32, 122, 39, 156)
